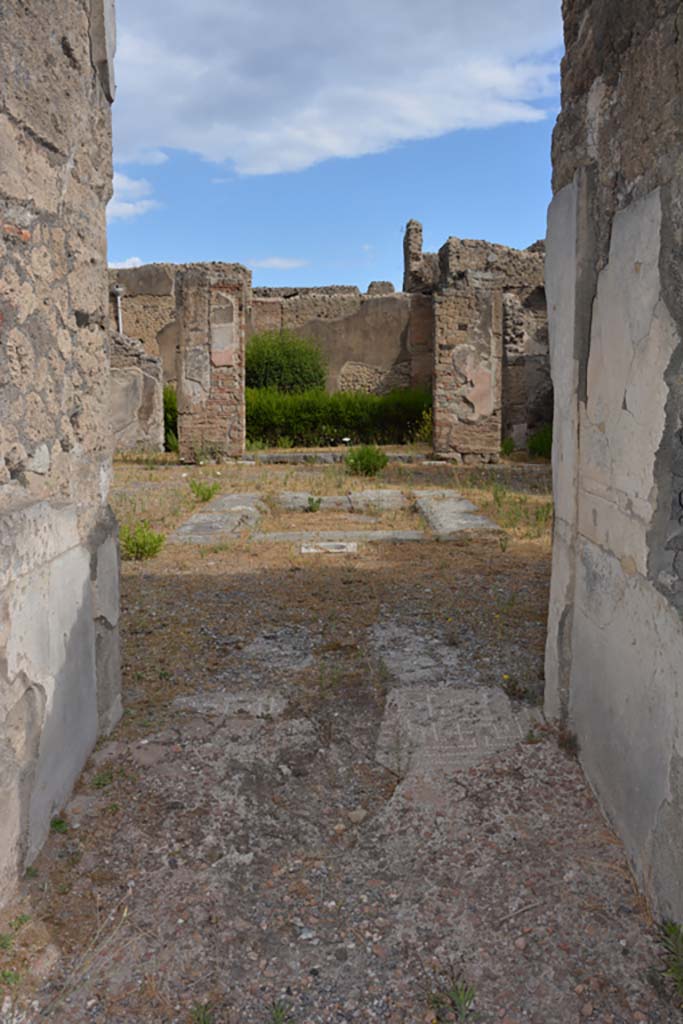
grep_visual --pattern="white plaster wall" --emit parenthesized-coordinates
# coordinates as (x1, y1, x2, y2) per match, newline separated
(544, 180, 581, 719)
(0, 501, 120, 896)
(547, 181, 683, 918)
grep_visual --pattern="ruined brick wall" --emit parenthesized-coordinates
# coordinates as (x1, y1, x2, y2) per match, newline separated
(403, 220, 440, 293)
(176, 264, 251, 460)
(0, 0, 121, 902)
(110, 334, 164, 452)
(546, 0, 683, 919)
(250, 286, 434, 394)
(109, 264, 181, 380)
(432, 236, 548, 461)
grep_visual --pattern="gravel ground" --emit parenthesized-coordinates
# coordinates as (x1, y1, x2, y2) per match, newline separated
(0, 462, 679, 1023)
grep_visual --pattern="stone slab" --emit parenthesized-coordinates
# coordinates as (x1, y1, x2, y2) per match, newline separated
(276, 490, 407, 513)
(253, 530, 426, 545)
(301, 542, 359, 554)
(249, 452, 427, 465)
(414, 490, 499, 536)
(169, 493, 264, 544)
(376, 686, 539, 781)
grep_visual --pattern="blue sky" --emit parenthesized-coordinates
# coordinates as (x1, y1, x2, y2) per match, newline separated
(108, 1, 564, 289)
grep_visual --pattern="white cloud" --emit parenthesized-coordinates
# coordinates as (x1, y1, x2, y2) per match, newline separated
(249, 257, 309, 270)
(113, 0, 563, 175)
(107, 172, 160, 221)
(109, 256, 144, 269)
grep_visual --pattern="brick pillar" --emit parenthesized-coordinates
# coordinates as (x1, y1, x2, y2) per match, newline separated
(176, 263, 251, 461)
(432, 281, 503, 463)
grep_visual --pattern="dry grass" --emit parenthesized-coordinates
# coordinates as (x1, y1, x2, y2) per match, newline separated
(111, 457, 553, 546)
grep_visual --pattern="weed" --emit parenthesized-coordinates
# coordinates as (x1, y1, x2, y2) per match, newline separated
(346, 445, 388, 477)
(658, 920, 683, 1003)
(9, 916, 29, 932)
(492, 482, 507, 509)
(120, 520, 164, 561)
(501, 436, 515, 457)
(524, 728, 543, 745)
(50, 817, 68, 834)
(0, 935, 12, 952)
(191, 1004, 215, 1024)
(501, 675, 525, 700)
(534, 502, 553, 528)
(92, 769, 113, 789)
(269, 1002, 296, 1023)
(558, 727, 579, 759)
(0, 971, 20, 989)
(24, 867, 38, 880)
(306, 496, 322, 513)
(189, 479, 221, 503)
(276, 436, 294, 449)
(105, 802, 121, 815)
(527, 423, 552, 459)
(498, 533, 510, 553)
(422, 958, 477, 1022)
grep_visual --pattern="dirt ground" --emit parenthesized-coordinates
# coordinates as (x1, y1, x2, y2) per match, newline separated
(0, 460, 678, 1023)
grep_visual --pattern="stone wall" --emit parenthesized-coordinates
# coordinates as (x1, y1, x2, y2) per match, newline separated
(251, 285, 434, 395)
(0, 0, 121, 902)
(110, 333, 164, 452)
(176, 263, 251, 460)
(408, 225, 549, 461)
(546, 0, 683, 919)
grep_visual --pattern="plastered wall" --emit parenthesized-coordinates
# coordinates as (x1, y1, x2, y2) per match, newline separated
(0, 0, 122, 902)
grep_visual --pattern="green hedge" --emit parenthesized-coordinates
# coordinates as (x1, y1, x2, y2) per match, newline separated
(246, 330, 327, 393)
(246, 387, 432, 447)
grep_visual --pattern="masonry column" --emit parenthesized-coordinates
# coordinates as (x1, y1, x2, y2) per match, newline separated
(432, 241, 503, 462)
(176, 263, 251, 460)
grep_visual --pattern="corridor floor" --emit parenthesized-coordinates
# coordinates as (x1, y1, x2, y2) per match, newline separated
(1, 462, 676, 1023)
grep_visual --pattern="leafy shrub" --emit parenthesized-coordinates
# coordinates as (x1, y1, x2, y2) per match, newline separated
(189, 479, 220, 502)
(501, 436, 515, 457)
(246, 330, 326, 393)
(246, 387, 432, 447)
(346, 445, 389, 477)
(163, 385, 179, 453)
(120, 520, 164, 561)
(527, 423, 552, 459)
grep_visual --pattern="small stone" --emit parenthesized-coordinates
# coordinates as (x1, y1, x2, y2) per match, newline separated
(300, 928, 316, 941)
(514, 937, 526, 951)
(27, 443, 50, 475)
(348, 808, 368, 825)
(581, 1003, 593, 1018)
